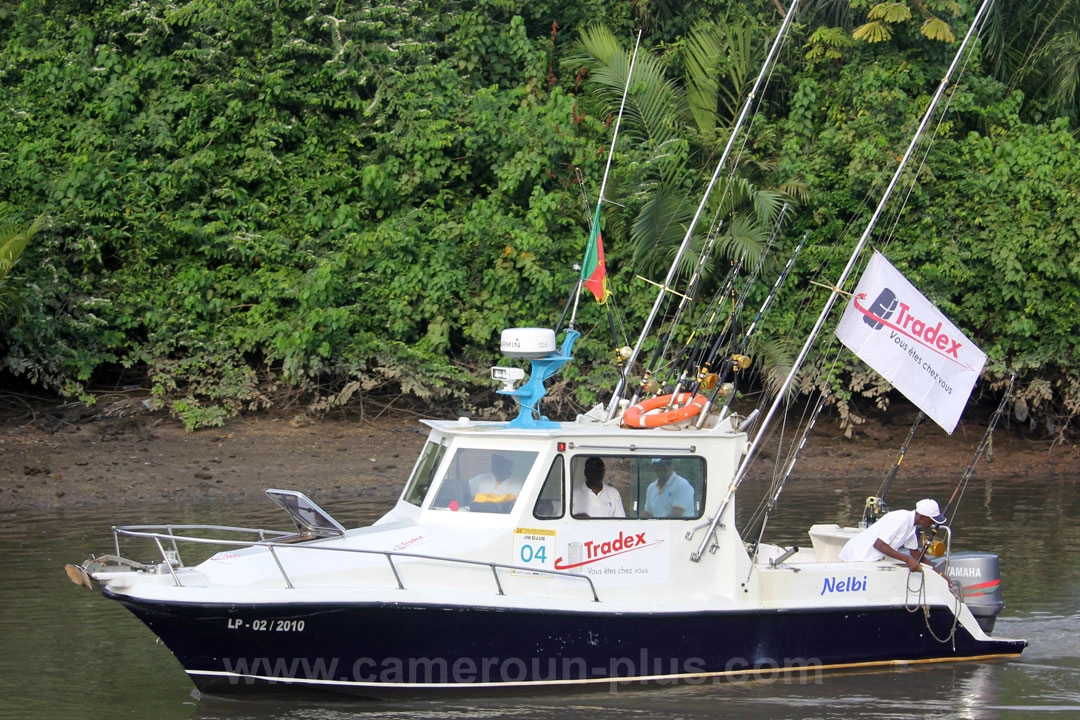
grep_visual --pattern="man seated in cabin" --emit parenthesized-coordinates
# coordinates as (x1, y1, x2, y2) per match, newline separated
(468, 453, 524, 512)
(642, 458, 695, 518)
(838, 498, 946, 571)
(572, 457, 625, 518)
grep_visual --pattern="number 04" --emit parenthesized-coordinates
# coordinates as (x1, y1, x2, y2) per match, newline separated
(520, 544, 547, 563)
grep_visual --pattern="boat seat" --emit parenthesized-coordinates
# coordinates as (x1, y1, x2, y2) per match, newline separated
(808, 523, 860, 562)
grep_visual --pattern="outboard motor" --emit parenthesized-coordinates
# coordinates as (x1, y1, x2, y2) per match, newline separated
(945, 551, 1006, 633)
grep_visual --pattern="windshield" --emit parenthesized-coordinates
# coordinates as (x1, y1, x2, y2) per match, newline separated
(430, 448, 538, 514)
(402, 440, 448, 506)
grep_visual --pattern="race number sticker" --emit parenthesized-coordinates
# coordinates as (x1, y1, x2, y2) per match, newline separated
(512, 527, 556, 577)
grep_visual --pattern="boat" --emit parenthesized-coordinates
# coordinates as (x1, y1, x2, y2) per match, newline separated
(64, 0, 1025, 697)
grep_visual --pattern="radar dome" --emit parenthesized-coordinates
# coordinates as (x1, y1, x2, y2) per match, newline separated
(500, 328, 557, 359)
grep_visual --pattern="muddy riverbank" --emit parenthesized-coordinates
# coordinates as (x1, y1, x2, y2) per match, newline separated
(1, 394, 1073, 512)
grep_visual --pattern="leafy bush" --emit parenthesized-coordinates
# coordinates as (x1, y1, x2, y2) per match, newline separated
(0, 1, 1077, 440)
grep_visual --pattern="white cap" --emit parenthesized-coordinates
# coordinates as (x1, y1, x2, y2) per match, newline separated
(915, 498, 946, 523)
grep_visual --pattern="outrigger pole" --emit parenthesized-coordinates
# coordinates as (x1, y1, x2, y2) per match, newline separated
(691, 0, 998, 562)
(568, 30, 642, 330)
(744, 389, 829, 568)
(605, 0, 802, 421)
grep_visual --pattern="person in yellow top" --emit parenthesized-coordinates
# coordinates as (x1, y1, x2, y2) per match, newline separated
(468, 453, 523, 510)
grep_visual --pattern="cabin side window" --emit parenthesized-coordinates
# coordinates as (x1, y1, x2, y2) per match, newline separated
(570, 455, 706, 520)
(532, 456, 564, 520)
(402, 440, 448, 507)
(430, 448, 538, 514)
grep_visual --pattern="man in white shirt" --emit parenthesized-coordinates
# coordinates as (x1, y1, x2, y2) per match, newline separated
(839, 498, 947, 570)
(643, 458, 695, 518)
(572, 457, 625, 518)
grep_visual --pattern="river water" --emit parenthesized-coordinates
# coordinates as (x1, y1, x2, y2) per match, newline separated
(2, 470, 1077, 720)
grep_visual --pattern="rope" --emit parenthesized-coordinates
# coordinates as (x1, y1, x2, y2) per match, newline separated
(903, 567, 962, 649)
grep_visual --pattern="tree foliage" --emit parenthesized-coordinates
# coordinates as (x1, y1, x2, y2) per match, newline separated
(0, 210, 43, 327)
(0, 0, 1077, 438)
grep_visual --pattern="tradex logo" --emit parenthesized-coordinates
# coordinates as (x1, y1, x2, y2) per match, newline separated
(855, 288, 964, 360)
(553, 531, 658, 570)
(392, 535, 425, 551)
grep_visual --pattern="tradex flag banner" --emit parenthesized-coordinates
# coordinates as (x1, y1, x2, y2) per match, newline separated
(835, 251, 987, 434)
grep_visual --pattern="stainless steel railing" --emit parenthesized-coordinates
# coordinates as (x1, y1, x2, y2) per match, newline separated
(106, 524, 600, 601)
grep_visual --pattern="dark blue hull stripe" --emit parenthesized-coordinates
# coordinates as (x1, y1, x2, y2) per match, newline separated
(108, 593, 1026, 695)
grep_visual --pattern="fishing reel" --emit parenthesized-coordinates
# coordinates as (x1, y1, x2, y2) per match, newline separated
(861, 495, 889, 526)
(696, 373, 733, 399)
(919, 526, 947, 558)
(641, 374, 661, 395)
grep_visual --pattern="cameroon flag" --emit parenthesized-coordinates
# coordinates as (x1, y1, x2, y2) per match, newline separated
(579, 205, 609, 304)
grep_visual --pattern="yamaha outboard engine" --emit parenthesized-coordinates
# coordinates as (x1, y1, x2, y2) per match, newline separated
(945, 551, 1006, 633)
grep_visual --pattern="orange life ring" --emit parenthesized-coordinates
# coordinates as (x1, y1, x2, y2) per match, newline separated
(622, 392, 708, 429)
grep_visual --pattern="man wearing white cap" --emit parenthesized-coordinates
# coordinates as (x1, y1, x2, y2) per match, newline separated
(839, 498, 947, 571)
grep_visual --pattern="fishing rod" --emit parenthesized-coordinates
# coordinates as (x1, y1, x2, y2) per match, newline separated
(941, 372, 1017, 521)
(649, 204, 743, 394)
(695, 229, 806, 427)
(653, 207, 782, 406)
(630, 256, 741, 403)
(730, 218, 798, 351)
(568, 30, 643, 330)
(605, 0, 803, 421)
(690, 0, 998, 562)
(656, 252, 754, 404)
(627, 155, 782, 407)
(861, 411, 924, 525)
(684, 288, 734, 370)
(726, 202, 789, 331)
(691, 208, 786, 387)
(689, 204, 790, 393)
(661, 291, 733, 396)
(914, 372, 1016, 567)
(647, 200, 792, 416)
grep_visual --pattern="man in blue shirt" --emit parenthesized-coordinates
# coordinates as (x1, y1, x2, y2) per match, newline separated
(643, 458, 695, 518)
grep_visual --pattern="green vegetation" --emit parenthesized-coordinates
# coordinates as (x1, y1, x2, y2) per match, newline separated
(0, 211, 43, 325)
(0, 0, 1077, 437)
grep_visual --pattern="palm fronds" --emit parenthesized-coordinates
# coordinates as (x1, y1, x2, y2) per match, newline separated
(0, 214, 44, 323)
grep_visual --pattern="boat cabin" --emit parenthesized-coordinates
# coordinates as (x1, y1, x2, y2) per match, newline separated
(365, 416, 750, 600)
(398, 417, 740, 522)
